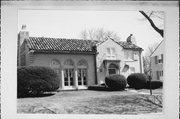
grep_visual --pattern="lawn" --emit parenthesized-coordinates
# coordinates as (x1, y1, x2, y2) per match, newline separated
(17, 89, 162, 114)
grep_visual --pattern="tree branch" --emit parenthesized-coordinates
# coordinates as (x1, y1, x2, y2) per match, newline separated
(139, 11, 164, 37)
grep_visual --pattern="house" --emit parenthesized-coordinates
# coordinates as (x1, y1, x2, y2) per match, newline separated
(18, 25, 144, 90)
(18, 25, 98, 90)
(150, 40, 164, 81)
(96, 35, 144, 84)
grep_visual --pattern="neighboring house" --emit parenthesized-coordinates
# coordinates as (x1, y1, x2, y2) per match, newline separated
(96, 36, 144, 84)
(150, 40, 164, 81)
(18, 25, 144, 90)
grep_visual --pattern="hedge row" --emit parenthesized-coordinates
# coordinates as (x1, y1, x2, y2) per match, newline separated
(145, 80, 163, 89)
(88, 73, 162, 91)
(127, 73, 162, 89)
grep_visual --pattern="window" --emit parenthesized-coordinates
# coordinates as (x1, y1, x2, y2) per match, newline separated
(159, 70, 163, 77)
(157, 70, 163, 80)
(158, 54, 163, 63)
(155, 56, 158, 64)
(156, 71, 159, 80)
(106, 47, 116, 59)
(77, 59, 88, 86)
(155, 54, 163, 64)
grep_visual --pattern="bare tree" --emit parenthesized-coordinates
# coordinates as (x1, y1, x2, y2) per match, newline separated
(139, 11, 164, 37)
(80, 28, 121, 41)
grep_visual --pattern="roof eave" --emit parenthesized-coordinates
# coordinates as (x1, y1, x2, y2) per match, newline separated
(32, 50, 97, 55)
(124, 48, 143, 51)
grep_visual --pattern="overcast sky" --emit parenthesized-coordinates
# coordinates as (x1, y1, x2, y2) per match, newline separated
(18, 10, 164, 55)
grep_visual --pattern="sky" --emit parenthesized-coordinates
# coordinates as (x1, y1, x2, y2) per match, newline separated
(18, 10, 164, 55)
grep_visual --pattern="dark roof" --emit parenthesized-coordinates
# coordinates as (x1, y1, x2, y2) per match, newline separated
(26, 37, 143, 53)
(26, 37, 98, 53)
(97, 38, 143, 51)
(117, 41, 143, 50)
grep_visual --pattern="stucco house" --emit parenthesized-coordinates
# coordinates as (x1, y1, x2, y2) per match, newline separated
(150, 40, 164, 81)
(96, 36, 144, 84)
(18, 25, 144, 90)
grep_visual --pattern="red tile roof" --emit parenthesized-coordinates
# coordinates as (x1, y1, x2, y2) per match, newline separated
(27, 37, 98, 53)
(26, 37, 142, 53)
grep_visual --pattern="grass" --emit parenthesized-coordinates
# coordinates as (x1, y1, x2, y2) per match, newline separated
(17, 89, 162, 114)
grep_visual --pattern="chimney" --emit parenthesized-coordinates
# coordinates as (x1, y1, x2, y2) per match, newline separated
(126, 34, 133, 43)
(18, 25, 29, 46)
(17, 25, 29, 66)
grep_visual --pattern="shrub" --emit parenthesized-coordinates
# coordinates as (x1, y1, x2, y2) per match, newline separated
(105, 74, 127, 91)
(145, 80, 163, 89)
(17, 66, 59, 97)
(88, 85, 109, 91)
(127, 73, 148, 89)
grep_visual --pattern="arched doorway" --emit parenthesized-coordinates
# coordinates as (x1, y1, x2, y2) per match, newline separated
(108, 63, 119, 75)
(63, 59, 75, 87)
(77, 59, 88, 86)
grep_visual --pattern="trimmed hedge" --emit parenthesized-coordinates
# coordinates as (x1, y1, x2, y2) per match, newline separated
(17, 66, 59, 97)
(88, 85, 109, 91)
(105, 74, 127, 91)
(127, 73, 148, 89)
(145, 80, 163, 89)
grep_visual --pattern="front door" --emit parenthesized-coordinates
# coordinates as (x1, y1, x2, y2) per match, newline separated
(108, 63, 118, 75)
(108, 68, 116, 75)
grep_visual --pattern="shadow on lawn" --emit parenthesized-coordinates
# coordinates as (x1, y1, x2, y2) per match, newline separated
(18, 93, 55, 98)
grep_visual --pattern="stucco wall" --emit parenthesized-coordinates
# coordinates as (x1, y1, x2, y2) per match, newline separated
(96, 39, 143, 84)
(96, 39, 124, 83)
(30, 53, 96, 88)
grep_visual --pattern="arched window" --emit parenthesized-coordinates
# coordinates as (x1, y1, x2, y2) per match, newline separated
(64, 59, 74, 68)
(77, 59, 88, 86)
(108, 63, 118, 75)
(64, 59, 75, 86)
(50, 59, 60, 74)
(50, 59, 60, 68)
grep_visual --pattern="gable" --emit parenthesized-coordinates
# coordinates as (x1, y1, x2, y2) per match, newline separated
(97, 38, 143, 51)
(97, 38, 124, 52)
